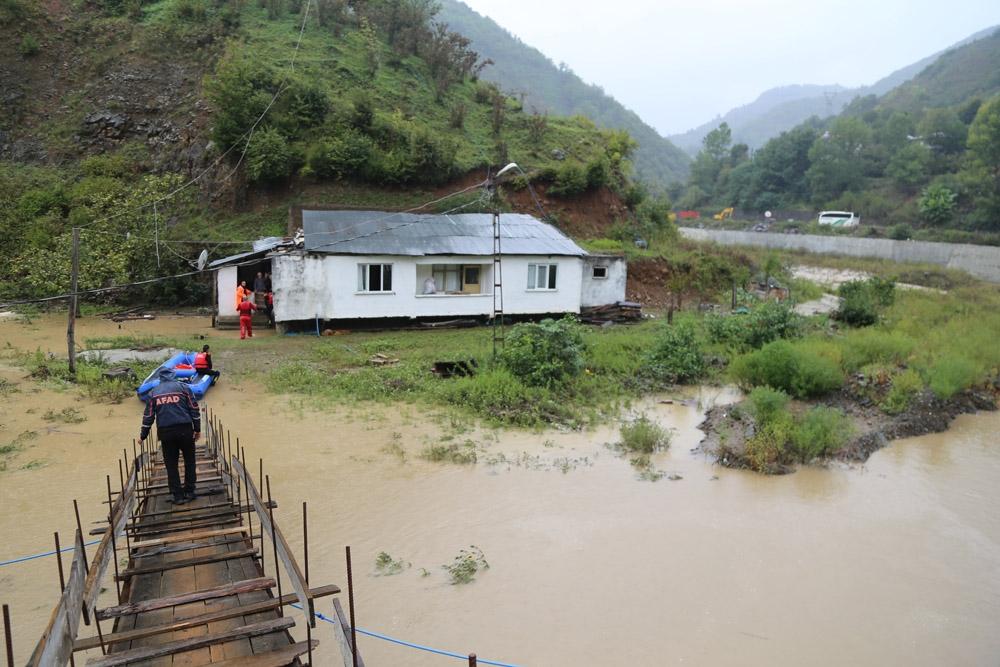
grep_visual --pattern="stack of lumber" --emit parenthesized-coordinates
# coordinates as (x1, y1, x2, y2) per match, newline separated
(579, 301, 643, 324)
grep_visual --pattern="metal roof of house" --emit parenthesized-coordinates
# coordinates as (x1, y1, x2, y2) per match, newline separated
(208, 237, 289, 269)
(301, 210, 587, 257)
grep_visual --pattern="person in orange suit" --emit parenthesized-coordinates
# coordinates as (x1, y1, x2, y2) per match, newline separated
(237, 294, 257, 339)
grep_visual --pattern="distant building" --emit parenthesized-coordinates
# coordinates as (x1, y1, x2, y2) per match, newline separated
(210, 209, 626, 329)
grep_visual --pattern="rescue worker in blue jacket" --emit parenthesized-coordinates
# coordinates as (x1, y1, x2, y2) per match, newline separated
(139, 368, 202, 504)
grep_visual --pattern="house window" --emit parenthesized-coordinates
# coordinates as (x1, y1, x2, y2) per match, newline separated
(527, 263, 557, 290)
(357, 263, 393, 292)
(592, 266, 608, 279)
(432, 264, 462, 292)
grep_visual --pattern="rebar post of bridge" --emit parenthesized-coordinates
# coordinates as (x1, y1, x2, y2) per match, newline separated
(235, 437, 243, 522)
(105, 475, 122, 602)
(226, 430, 233, 500)
(239, 446, 259, 575)
(265, 476, 283, 616)
(259, 458, 266, 570)
(131, 440, 139, 509)
(118, 458, 131, 553)
(303, 501, 313, 665)
(72, 500, 92, 626)
(346, 546, 358, 667)
(53, 533, 76, 667)
(2, 603, 13, 667)
(469, 654, 477, 666)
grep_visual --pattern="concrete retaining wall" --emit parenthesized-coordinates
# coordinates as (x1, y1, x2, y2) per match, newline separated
(679, 228, 1000, 284)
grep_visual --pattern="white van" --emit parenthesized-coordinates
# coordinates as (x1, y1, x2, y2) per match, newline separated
(817, 211, 861, 227)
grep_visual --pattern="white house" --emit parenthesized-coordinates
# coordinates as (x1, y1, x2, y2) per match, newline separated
(211, 209, 626, 329)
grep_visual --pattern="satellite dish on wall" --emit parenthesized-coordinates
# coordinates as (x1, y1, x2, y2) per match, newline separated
(196, 249, 209, 271)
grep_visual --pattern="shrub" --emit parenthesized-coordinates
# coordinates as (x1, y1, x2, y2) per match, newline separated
(706, 300, 802, 350)
(732, 340, 843, 398)
(306, 130, 375, 179)
(548, 164, 588, 197)
(745, 411, 793, 473)
(645, 321, 705, 383)
(499, 317, 586, 388)
(245, 127, 291, 182)
(747, 386, 789, 425)
(790, 407, 852, 461)
(618, 414, 670, 454)
(839, 329, 915, 371)
(585, 158, 610, 190)
(927, 354, 980, 399)
(888, 223, 913, 240)
(918, 184, 957, 226)
(836, 278, 895, 327)
(19, 34, 39, 56)
(881, 369, 924, 414)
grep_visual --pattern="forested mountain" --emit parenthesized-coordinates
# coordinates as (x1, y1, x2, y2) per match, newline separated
(0, 0, 656, 301)
(669, 25, 999, 155)
(435, 0, 691, 186)
(678, 27, 1000, 240)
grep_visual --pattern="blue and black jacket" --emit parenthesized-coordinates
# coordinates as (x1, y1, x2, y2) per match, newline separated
(140, 369, 201, 440)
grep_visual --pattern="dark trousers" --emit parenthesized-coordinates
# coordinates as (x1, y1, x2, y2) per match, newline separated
(160, 424, 196, 498)
(199, 369, 221, 384)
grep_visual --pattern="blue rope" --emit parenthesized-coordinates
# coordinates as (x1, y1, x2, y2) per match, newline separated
(2, 544, 523, 666)
(291, 604, 522, 667)
(0, 540, 101, 568)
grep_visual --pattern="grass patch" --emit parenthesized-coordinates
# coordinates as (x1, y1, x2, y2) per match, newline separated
(43, 407, 87, 424)
(617, 414, 670, 454)
(442, 546, 489, 585)
(420, 439, 477, 465)
(374, 551, 409, 576)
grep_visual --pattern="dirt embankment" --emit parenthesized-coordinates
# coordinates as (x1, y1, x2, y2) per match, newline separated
(698, 384, 999, 474)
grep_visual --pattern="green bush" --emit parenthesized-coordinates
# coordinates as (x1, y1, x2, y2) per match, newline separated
(887, 223, 913, 240)
(19, 34, 39, 56)
(618, 414, 670, 454)
(839, 329, 915, 371)
(732, 340, 843, 398)
(745, 411, 793, 473)
(245, 127, 292, 182)
(645, 321, 705, 384)
(437, 368, 570, 427)
(747, 386, 789, 425)
(706, 300, 802, 350)
(499, 317, 586, 388)
(548, 164, 588, 197)
(790, 406, 853, 461)
(836, 278, 895, 327)
(306, 130, 375, 179)
(927, 354, 980, 399)
(585, 158, 610, 190)
(881, 368, 924, 414)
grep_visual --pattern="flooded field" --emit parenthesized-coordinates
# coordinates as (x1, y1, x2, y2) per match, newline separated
(2, 315, 999, 665)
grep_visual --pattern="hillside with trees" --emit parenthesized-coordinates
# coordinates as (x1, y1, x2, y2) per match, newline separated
(676, 27, 1000, 241)
(669, 25, 999, 156)
(0, 0, 671, 302)
(435, 0, 691, 186)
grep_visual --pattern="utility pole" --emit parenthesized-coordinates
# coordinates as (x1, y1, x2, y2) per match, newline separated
(67, 227, 80, 375)
(489, 171, 504, 359)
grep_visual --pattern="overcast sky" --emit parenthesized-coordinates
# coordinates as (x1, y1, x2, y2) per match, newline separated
(457, 0, 1000, 136)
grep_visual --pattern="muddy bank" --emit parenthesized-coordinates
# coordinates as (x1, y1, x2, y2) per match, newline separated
(699, 383, 999, 473)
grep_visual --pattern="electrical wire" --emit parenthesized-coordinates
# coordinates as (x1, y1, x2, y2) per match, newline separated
(72, 0, 315, 231)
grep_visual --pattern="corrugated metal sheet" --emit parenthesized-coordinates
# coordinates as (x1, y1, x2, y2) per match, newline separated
(301, 210, 587, 257)
(208, 238, 288, 268)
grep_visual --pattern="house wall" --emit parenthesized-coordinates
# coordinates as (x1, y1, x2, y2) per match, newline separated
(581, 256, 627, 307)
(215, 266, 238, 315)
(270, 253, 584, 321)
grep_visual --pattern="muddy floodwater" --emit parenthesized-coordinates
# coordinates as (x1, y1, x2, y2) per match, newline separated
(2, 317, 999, 665)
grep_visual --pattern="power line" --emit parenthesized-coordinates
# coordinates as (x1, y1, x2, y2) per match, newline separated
(72, 0, 316, 231)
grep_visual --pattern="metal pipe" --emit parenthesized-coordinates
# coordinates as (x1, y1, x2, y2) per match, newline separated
(118, 459, 131, 552)
(346, 546, 358, 667)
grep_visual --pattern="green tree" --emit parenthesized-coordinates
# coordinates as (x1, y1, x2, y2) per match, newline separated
(886, 141, 933, 191)
(806, 117, 872, 202)
(918, 184, 957, 226)
(964, 94, 1000, 227)
(918, 108, 968, 155)
(245, 127, 292, 182)
(751, 125, 818, 205)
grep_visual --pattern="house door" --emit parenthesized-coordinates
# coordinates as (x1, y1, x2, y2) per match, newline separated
(462, 266, 481, 294)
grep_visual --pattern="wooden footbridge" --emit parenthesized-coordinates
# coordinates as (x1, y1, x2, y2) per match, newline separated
(22, 409, 363, 667)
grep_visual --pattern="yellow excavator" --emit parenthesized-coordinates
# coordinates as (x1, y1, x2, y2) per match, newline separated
(713, 207, 734, 221)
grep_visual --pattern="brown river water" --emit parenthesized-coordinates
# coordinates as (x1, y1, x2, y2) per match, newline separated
(1, 315, 999, 665)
